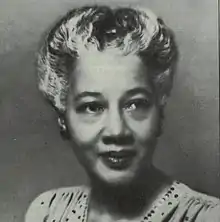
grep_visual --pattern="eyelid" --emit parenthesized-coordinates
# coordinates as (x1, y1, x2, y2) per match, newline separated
(74, 97, 100, 104)
(74, 96, 107, 107)
(75, 101, 106, 114)
(124, 97, 150, 105)
(123, 98, 150, 110)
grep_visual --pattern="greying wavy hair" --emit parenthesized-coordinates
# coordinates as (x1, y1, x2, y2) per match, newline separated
(37, 5, 178, 113)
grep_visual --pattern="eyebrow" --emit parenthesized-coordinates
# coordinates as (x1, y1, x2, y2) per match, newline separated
(73, 91, 103, 102)
(123, 88, 153, 99)
(73, 88, 153, 102)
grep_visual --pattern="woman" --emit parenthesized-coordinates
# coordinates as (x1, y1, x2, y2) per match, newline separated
(25, 5, 220, 222)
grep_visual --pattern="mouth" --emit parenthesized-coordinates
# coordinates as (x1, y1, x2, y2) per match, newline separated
(99, 150, 137, 170)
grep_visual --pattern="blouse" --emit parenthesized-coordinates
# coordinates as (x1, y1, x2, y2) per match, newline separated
(25, 181, 220, 222)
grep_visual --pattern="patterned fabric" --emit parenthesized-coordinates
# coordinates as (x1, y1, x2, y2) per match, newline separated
(25, 181, 220, 222)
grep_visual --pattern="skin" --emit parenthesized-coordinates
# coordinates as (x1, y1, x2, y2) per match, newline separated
(65, 50, 167, 221)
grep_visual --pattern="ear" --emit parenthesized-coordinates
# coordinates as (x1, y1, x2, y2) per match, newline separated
(58, 116, 66, 130)
(159, 94, 168, 107)
(57, 115, 71, 140)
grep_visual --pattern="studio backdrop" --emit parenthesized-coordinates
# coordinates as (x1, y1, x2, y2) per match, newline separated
(0, 0, 219, 222)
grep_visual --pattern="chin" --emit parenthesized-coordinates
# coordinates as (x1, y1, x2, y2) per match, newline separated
(88, 161, 139, 187)
(102, 172, 136, 186)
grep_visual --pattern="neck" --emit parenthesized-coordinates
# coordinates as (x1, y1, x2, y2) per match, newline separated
(88, 166, 169, 220)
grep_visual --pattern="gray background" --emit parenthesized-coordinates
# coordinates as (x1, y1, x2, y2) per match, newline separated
(0, 0, 219, 221)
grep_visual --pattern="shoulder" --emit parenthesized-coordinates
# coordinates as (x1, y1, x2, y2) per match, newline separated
(172, 181, 220, 221)
(25, 186, 89, 222)
(176, 182, 220, 204)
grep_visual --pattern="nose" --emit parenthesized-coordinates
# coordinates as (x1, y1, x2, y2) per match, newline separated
(104, 106, 126, 137)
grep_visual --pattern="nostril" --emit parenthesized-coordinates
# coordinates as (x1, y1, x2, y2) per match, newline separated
(102, 135, 134, 145)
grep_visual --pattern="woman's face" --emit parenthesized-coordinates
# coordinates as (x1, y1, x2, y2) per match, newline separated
(66, 51, 160, 186)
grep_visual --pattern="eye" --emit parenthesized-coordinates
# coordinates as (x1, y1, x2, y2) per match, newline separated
(124, 98, 150, 112)
(76, 102, 105, 114)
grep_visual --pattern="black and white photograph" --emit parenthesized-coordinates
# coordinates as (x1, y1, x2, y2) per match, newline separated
(0, 1, 219, 222)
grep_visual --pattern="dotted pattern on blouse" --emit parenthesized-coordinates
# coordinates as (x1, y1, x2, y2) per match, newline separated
(25, 181, 220, 222)
(140, 181, 181, 222)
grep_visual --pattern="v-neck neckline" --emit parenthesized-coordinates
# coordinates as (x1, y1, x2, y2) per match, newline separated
(78, 181, 182, 222)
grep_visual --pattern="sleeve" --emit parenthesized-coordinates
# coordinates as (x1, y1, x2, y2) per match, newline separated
(170, 191, 220, 222)
(195, 200, 220, 222)
(25, 189, 56, 222)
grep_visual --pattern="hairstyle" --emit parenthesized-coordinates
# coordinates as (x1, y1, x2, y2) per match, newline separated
(37, 5, 178, 114)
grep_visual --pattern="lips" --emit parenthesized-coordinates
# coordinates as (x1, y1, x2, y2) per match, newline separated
(99, 150, 137, 170)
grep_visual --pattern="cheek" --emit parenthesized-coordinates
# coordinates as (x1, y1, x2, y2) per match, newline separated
(66, 109, 103, 144)
(126, 107, 160, 140)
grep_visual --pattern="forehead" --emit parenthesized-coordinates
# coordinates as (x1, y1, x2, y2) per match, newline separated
(79, 50, 142, 70)
(71, 50, 152, 94)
